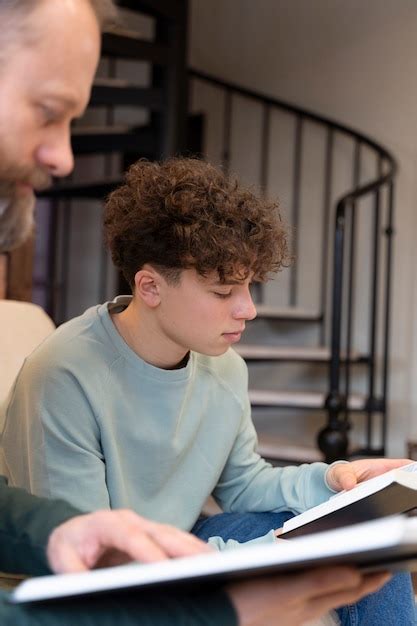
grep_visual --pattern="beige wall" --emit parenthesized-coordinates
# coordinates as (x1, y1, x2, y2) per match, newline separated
(189, 0, 417, 455)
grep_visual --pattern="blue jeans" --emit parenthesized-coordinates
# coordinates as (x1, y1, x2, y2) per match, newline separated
(192, 511, 417, 626)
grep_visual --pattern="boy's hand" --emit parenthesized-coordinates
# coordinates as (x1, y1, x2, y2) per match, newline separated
(326, 458, 412, 492)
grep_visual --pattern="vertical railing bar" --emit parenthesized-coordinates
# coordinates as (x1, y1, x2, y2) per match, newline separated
(99, 58, 116, 303)
(222, 89, 233, 175)
(58, 199, 72, 323)
(381, 176, 395, 452)
(45, 200, 59, 321)
(255, 104, 272, 305)
(320, 126, 334, 345)
(343, 140, 361, 422)
(318, 199, 348, 460)
(260, 104, 270, 194)
(329, 204, 347, 393)
(367, 160, 382, 450)
(290, 115, 303, 307)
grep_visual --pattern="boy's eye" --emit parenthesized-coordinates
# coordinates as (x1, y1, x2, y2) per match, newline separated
(214, 291, 232, 299)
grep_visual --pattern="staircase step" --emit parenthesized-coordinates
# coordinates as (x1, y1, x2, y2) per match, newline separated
(236, 344, 366, 363)
(91, 79, 163, 109)
(72, 125, 155, 155)
(102, 31, 170, 64)
(249, 389, 367, 411)
(256, 434, 323, 464)
(119, 0, 180, 20)
(255, 305, 322, 322)
(39, 179, 123, 200)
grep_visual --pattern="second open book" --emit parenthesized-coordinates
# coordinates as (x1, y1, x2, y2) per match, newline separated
(281, 461, 417, 538)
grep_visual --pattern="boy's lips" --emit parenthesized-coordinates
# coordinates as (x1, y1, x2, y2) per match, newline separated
(222, 329, 244, 343)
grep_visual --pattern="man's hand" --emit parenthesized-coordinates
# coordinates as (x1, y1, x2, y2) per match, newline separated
(227, 566, 391, 626)
(326, 458, 412, 492)
(47, 509, 213, 573)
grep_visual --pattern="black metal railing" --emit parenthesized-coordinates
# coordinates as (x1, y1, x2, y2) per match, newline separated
(189, 68, 397, 461)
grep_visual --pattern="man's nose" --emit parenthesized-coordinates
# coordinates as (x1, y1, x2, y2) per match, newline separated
(36, 127, 74, 178)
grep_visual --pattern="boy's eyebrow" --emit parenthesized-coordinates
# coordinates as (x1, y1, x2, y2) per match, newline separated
(213, 278, 246, 286)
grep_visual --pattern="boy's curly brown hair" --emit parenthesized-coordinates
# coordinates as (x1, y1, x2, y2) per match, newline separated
(104, 157, 290, 288)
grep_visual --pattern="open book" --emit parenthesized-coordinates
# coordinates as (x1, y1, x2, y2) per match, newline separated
(11, 515, 417, 605)
(281, 462, 417, 539)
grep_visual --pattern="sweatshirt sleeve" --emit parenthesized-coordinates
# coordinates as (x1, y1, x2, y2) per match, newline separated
(0, 476, 81, 575)
(208, 528, 277, 550)
(212, 392, 334, 515)
(2, 357, 111, 512)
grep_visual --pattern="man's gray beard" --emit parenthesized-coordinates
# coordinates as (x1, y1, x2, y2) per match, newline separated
(0, 192, 35, 253)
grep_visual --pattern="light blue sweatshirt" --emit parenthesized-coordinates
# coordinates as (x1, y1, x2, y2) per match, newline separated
(2, 297, 335, 549)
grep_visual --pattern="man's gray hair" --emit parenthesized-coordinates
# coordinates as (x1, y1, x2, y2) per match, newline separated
(0, 0, 118, 32)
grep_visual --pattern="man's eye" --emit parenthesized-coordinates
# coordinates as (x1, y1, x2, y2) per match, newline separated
(39, 105, 58, 124)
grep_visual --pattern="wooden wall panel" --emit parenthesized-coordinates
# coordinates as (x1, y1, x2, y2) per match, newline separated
(0, 255, 6, 299)
(0, 237, 34, 302)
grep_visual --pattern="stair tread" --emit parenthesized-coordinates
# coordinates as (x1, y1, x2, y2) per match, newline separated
(71, 126, 156, 156)
(256, 434, 323, 463)
(118, 0, 180, 20)
(91, 82, 163, 109)
(72, 125, 132, 135)
(101, 32, 170, 65)
(236, 344, 364, 362)
(249, 389, 366, 410)
(255, 305, 322, 321)
(40, 178, 123, 199)
(93, 77, 131, 88)
(107, 27, 144, 42)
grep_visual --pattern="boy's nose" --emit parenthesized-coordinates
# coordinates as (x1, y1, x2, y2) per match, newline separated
(234, 293, 257, 321)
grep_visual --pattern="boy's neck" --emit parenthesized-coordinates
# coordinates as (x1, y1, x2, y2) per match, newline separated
(110, 298, 189, 370)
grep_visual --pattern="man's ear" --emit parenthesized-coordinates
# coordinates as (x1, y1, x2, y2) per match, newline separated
(133, 266, 161, 307)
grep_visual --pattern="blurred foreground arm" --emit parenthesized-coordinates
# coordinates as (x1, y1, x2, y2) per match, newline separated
(0, 477, 211, 575)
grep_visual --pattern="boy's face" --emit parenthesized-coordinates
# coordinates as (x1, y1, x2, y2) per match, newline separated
(155, 268, 257, 357)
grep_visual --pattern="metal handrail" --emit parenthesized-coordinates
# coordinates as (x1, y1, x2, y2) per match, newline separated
(190, 69, 397, 169)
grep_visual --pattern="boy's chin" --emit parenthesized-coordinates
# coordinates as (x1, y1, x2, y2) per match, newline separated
(199, 344, 231, 357)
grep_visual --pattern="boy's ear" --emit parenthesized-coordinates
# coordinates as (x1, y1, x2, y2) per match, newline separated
(133, 266, 161, 307)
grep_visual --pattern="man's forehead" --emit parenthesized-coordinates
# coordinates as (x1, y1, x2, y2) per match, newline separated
(3, 0, 99, 45)
(5, 0, 101, 110)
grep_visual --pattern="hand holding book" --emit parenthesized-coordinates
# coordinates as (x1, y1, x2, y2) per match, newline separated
(326, 457, 413, 492)
(281, 460, 417, 538)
